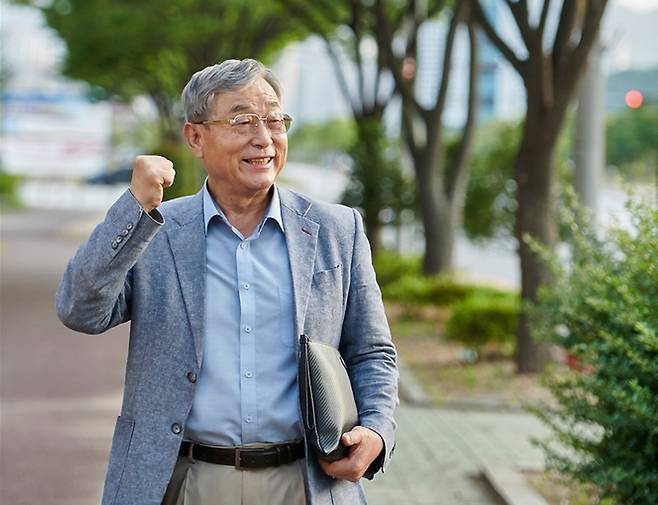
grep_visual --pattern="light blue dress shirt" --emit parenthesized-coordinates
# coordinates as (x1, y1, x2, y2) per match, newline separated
(184, 183, 302, 446)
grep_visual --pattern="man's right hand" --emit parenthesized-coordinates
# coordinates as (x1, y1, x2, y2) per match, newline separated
(130, 155, 176, 212)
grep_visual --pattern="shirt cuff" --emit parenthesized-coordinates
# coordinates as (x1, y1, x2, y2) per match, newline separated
(127, 188, 164, 225)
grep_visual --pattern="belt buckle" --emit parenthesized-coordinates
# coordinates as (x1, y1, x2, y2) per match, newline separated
(234, 447, 244, 470)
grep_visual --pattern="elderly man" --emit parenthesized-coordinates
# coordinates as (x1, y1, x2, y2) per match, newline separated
(56, 58, 398, 505)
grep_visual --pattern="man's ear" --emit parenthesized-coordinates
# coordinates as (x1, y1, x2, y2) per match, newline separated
(183, 122, 204, 158)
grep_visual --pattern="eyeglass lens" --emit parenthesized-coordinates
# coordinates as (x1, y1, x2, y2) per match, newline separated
(232, 113, 291, 134)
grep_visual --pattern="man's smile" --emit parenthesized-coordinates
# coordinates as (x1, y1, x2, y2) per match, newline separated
(243, 156, 274, 167)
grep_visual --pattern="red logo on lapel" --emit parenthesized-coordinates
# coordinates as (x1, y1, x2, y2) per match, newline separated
(301, 228, 313, 236)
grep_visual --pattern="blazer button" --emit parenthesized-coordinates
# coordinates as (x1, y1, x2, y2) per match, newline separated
(126, 223, 134, 230)
(171, 423, 182, 435)
(186, 372, 197, 383)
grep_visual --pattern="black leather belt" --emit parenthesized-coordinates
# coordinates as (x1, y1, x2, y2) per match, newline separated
(179, 440, 305, 469)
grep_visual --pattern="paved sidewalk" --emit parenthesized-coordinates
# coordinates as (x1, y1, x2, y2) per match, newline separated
(1, 208, 551, 505)
(363, 404, 550, 505)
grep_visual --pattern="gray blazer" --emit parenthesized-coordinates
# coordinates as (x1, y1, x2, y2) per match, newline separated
(56, 186, 398, 505)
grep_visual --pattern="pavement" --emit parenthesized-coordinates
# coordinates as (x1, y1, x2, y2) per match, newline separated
(1, 207, 552, 505)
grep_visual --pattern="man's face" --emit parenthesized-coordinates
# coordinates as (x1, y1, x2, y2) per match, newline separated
(189, 77, 288, 199)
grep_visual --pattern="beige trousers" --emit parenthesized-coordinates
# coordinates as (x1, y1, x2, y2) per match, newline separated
(161, 454, 307, 505)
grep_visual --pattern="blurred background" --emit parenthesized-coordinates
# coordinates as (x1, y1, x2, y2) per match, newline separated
(1, 0, 656, 504)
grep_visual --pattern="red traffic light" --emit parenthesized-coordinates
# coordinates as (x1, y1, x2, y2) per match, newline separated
(625, 89, 643, 109)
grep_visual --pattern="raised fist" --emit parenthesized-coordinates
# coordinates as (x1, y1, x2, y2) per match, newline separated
(130, 155, 176, 212)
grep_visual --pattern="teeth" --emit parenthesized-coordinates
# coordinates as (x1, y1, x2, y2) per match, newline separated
(247, 158, 271, 165)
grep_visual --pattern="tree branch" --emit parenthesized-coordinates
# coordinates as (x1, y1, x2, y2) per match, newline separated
(537, 0, 552, 37)
(446, 15, 479, 204)
(373, 0, 418, 110)
(470, 0, 527, 78)
(503, 0, 533, 50)
(322, 36, 361, 116)
(565, 0, 607, 92)
(350, 0, 367, 111)
(552, 0, 577, 77)
(429, 0, 464, 129)
(401, 100, 421, 169)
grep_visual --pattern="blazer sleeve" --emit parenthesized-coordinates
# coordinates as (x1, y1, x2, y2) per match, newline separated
(56, 189, 163, 334)
(339, 208, 399, 478)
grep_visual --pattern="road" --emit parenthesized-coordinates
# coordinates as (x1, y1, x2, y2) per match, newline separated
(1, 208, 127, 505)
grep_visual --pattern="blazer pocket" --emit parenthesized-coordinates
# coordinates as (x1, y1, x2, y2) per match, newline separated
(305, 265, 344, 340)
(102, 416, 136, 505)
(313, 263, 342, 276)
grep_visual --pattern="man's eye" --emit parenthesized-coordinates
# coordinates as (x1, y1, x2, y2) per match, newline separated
(233, 115, 255, 126)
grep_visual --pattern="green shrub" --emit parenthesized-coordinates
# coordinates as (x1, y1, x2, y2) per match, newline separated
(531, 194, 658, 505)
(372, 251, 421, 289)
(382, 274, 476, 306)
(0, 170, 21, 209)
(445, 292, 519, 349)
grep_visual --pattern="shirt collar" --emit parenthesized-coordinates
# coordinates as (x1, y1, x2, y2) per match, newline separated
(202, 180, 284, 237)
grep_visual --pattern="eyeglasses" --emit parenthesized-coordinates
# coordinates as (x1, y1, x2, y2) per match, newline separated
(195, 111, 293, 135)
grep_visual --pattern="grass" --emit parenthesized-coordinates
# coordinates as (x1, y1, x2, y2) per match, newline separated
(525, 471, 615, 505)
(388, 302, 553, 409)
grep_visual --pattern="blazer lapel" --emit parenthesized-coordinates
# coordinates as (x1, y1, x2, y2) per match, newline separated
(279, 187, 319, 338)
(164, 191, 206, 368)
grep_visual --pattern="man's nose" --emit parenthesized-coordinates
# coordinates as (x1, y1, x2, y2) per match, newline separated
(250, 121, 274, 147)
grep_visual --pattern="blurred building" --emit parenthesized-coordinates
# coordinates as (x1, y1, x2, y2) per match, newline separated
(0, 0, 113, 178)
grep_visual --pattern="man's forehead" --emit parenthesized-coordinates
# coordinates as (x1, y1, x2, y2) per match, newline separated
(228, 99, 280, 114)
(212, 79, 281, 114)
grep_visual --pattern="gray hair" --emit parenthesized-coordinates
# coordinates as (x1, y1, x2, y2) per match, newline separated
(181, 59, 282, 123)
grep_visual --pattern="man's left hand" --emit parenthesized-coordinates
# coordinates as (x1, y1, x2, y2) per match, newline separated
(318, 426, 383, 482)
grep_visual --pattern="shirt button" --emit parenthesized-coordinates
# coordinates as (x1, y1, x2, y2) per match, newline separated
(245, 416, 253, 423)
(171, 423, 182, 435)
(244, 371, 253, 378)
(244, 326, 251, 333)
(126, 223, 134, 230)
(240, 242, 248, 249)
(243, 283, 250, 290)
(186, 372, 197, 383)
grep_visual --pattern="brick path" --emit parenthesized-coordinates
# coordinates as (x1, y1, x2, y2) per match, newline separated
(363, 405, 549, 505)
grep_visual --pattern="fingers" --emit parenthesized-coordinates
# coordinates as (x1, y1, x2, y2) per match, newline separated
(319, 427, 384, 482)
(341, 427, 363, 446)
(319, 451, 366, 483)
(130, 155, 176, 211)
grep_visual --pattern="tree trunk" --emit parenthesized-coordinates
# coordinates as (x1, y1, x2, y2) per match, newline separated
(415, 148, 454, 275)
(349, 115, 387, 254)
(513, 105, 561, 373)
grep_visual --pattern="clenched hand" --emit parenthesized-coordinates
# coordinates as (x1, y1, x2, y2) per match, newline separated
(318, 426, 384, 482)
(130, 155, 176, 212)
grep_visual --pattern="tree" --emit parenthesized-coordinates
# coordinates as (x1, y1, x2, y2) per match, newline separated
(282, 0, 480, 271)
(17, 0, 307, 196)
(470, 0, 609, 372)
(462, 121, 520, 242)
(26, 0, 303, 137)
(532, 193, 658, 504)
(278, 0, 407, 254)
(376, 0, 480, 274)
